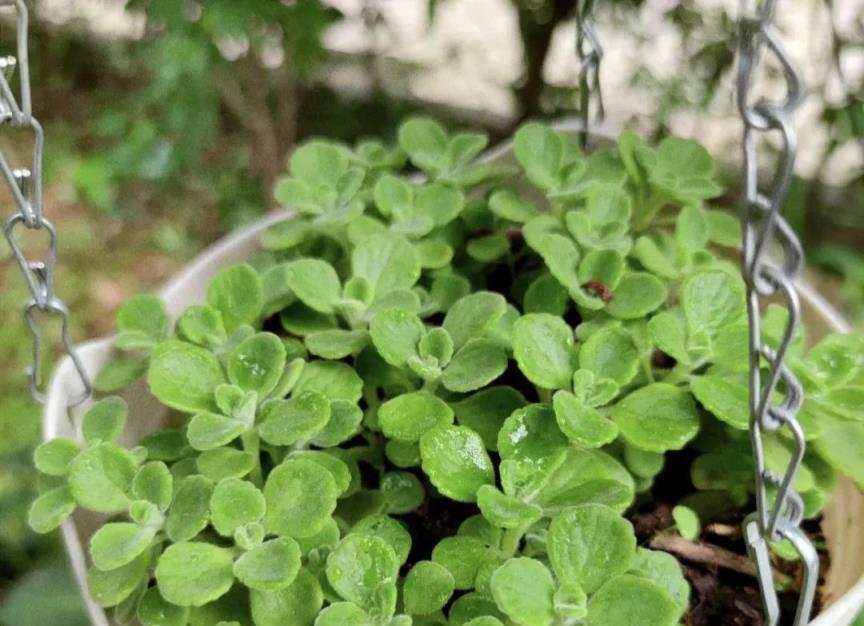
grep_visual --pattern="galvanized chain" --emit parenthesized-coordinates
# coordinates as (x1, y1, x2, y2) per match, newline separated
(1, 0, 90, 406)
(575, 0, 604, 148)
(736, 1, 818, 625)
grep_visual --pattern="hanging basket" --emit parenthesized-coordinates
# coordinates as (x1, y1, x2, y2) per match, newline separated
(44, 126, 864, 626)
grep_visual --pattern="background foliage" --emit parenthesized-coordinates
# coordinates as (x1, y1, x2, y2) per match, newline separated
(0, 0, 861, 623)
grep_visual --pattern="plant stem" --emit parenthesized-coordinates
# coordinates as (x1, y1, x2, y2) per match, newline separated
(500, 525, 528, 556)
(242, 429, 263, 487)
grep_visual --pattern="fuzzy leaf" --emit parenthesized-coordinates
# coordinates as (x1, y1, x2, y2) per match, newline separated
(137, 586, 188, 626)
(453, 386, 527, 452)
(420, 426, 495, 502)
(187, 413, 247, 451)
(28, 485, 76, 533)
(227, 332, 286, 396)
(258, 391, 331, 446)
(155, 542, 235, 607)
(206, 264, 263, 332)
(90, 522, 156, 571)
(443, 292, 507, 350)
(234, 537, 301, 592)
(647, 311, 689, 364)
(293, 360, 363, 403)
(326, 534, 400, 609)
(477, 485, 542, 529)
(250, 569, 323, 626)
(548, 504, 636, 593)
(399, 117, 449, 174)
(682, 269, 746, 337)
(380, 471, 425, 514)
(350, 514, 412, 564)
(443, 338, 508, 392)
(264, 458, 338, 538)
(82, 397, 128, 445)
(691, 375, 748, 429)
(68, 442, 136, 513)
(606, 272, 668, 320)
(611, 383, 700, 452)
(379, 391, 454, 442)
(210, 478, 265, 536)
(132, 461, 173, 511)
(116, 294, 169, 350)
(579, 326, 639, 386)
(513, 122, 563, 190)
(490, 558, 556, 626)
(284, 258, 342, 314)
(33, 437, 79, 477)
(306, 329, 369, 359)
(432, 536, 499, 590)
(165, 475, 213, 542)
(512, 314, 576, 389)
(369, 308, 424, 367)
(489, 189, 538, 222)
(311, 400, 364, 448)
(629, 548, 690, 614)
(148, 340, 225, 413)
(553, 391, 618, 448)
(587, 574, 681, 626)
(87, 550, 150, 608)
(403, 560, 455, 615)
(352, 234, 421, 298)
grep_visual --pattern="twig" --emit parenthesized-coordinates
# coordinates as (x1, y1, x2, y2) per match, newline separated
(649, 533, 791, 587)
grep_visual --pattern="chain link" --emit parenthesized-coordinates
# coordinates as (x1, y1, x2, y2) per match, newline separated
(736, 2, 818, 625)
(575, 0, 604, 148)
(1, 0, 90, 406)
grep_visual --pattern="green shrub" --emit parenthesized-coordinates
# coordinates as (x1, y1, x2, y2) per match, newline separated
(30, 118, 864, 626)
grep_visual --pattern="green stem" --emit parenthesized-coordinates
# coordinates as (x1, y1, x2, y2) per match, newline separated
(537, 386, 553, 404)
(500, 525, 529, 557)
(242, 429, 263, 487)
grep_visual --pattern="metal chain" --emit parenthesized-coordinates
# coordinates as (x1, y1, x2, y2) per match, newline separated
(1, 0, 90, 406)
(736, 2, 818, 625)
(575, 0, 604, 148)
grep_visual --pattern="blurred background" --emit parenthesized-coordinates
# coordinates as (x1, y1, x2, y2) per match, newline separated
(0, 1, 861, 624)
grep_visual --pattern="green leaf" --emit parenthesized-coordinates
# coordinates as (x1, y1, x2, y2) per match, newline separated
(234, 537, 301, 592)
(419, 327, 454, 367)
(311, 400, 364, 447)
(264, 458, 338, 538)
(524, 273, 569, 315)
(403, 561, 456, 616)
(547, 504, 636, 593)
(148, 340, 225, 413)
(315, 602, 369, 626)
(90, 522, 156, 571)
(374, 173, 414, 217)
(553, 391, 618, 448)
(369, 308, 424, 367)
(420, 426, 495, 502)
(691, 375, 748, 429)
(442, 338, 508, 393)
(611, 383, 700, 452)
(647, 311, 689, 364)
(705, 210, 741, 247)
(416, 183, 465, 226)
(380, 471, 425, 514)
(578, 249, 625, 292)
(137, 586, 188, 626)
(293, 360, 363, 403)
(155, 542, 235, 608)
(166, 475, 214, 542)
(290, 450, 352, 495)
(187, 412, 247, 451)
(326, 534, 400, 609)
(682, 269, 746, 337)
(384, 439, 421, 469)
(93, 357, 148, 392)
(633, 236, 678, 279)
(432, 536, 498, 590)
(258, 391, 331, 446)
(306, 329, 369, 359)
(210, 478, 265, 536)
(497, 403, 567, 462)
(352, 234, 421, 298)
(81, 397, 128, 445)
(350, 514, 412, 564)
(672, 505, 701, 540)
(250, 569, 323, 626)
(453, 386, 526, 452)
(512, 314, 576, 389)
(399, 117, 449, 174)
(379, 391, 454, 442)
(206, 264, 264, 332)
(227, 332, 286, 396)
(28, 485, 76, 533)
(450, 593, 509, 625)
(629, 548, 690, 614)
(284, 258, 342, 314)
(196, 448, 254, 482)
(513, 122, 563, 190)
(68, 442, 136, 513)
(675, 205, 709, 251)
(443, 292, 507, 350)
(606, 272, 668, 320)
(467, 235, 510, 262)
(579, 326, 639, 386)
(87, 549, 150, 608)
(489, 189, 538, 223)
(132, 461, 173, 511)
(490, 558, 556, 626)
(554, 581, 587, 621)
(588, 574, 681, 626)
(116, 294, 169, 350)
(33, 437, 79, 476)
(534, 234, 592, 305)
(476, 485, 542, 529)
(290, 140, 349, 188)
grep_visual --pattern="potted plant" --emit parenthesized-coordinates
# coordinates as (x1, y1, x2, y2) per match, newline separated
(32, 119, 864, 626)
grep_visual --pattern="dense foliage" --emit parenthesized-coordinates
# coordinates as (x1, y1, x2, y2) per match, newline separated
(29, 119, 864, 626)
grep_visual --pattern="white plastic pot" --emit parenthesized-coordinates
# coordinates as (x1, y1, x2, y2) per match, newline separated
(43, 126, 864, 626)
